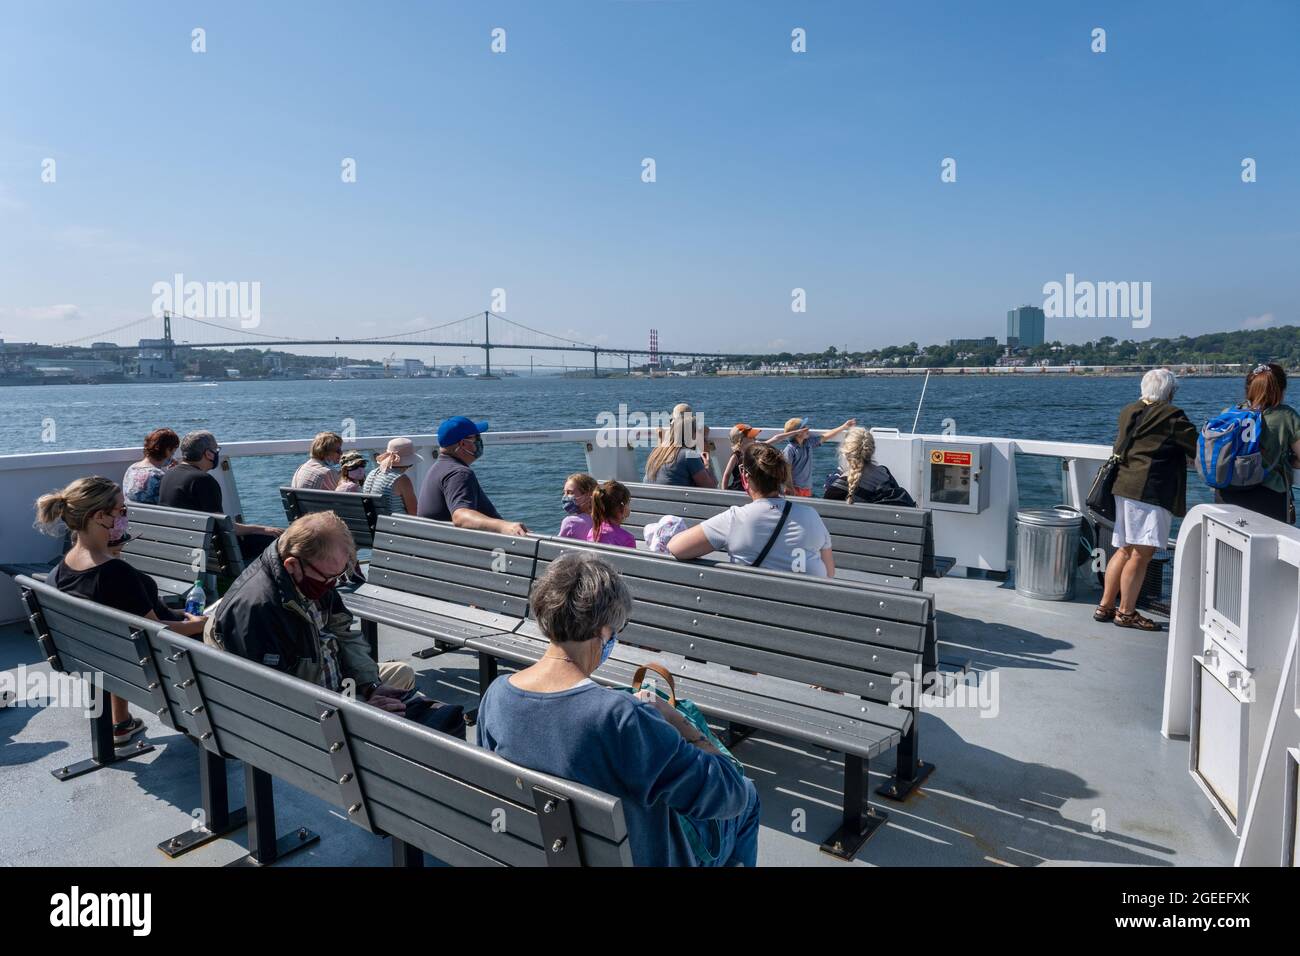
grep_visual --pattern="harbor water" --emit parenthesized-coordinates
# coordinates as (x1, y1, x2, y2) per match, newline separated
(0, 374, 1240, 533)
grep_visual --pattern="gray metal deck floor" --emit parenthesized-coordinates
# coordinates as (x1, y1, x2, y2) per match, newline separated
(0, 574, 1239, 867)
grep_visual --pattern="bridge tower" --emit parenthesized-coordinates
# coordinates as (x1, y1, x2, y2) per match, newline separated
(648, 328, 659, 374)
(162, 311, 174, 363)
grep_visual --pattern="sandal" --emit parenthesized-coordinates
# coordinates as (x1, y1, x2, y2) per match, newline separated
(1114, 610, 1160, 631)
(1093, 605, 1116, 622)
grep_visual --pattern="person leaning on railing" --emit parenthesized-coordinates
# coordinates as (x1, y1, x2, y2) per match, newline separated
(1214, 362, 1300, 524)
(35, 476, 207, 748)
(476, 551, 761, 866)
(1096, 368, 1197, 632)
(417, 416, 527, 535)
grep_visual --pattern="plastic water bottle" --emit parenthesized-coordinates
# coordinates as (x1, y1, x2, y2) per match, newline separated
(184, 579, 206, 616)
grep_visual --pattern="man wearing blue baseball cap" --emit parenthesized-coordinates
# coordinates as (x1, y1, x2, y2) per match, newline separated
(417, 416, 528, 535)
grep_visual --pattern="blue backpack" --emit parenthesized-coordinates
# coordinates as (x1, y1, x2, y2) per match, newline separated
(1197, 406, 1271, 489)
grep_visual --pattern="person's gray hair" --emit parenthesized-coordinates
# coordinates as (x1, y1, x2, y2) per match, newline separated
(530, 551, 633, 645)
(179, 430, 218, 462)
(1140, 368, 1177, 403)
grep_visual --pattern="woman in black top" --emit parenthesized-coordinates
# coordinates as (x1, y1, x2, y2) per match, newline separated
(823, 428, 916, 507)
(37, 476, 206, 746)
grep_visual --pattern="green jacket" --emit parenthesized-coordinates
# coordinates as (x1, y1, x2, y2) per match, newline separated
(1110, 399, 1198, 517)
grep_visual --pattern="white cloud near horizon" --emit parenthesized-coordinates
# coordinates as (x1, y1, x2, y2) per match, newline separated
(1242, 312, 1276, 330)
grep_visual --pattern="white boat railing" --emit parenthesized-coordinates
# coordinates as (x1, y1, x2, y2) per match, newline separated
(0, 427, 1112, 622)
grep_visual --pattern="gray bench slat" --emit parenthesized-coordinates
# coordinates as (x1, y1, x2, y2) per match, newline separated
(127, 503, 216, 531)
(121, 538, 220, 572)
(124, 524, 213, 549)
(46, 635, 155, 700)
(354, 756, 625, 868)
(369, 550, 532, 599)
(341, 592, 507, 646)
(372, 530, 537, 579)
(376, 515, 539, 560)
(45, 649, 149, 710)
(365, 566, 531, 619)
(470, 632, 906, 758)
(537, 537, 931, 626)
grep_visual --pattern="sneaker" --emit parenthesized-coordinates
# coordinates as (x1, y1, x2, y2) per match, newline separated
(112, 717, 146, 747)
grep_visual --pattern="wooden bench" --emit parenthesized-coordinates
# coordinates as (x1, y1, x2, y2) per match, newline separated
(620, 482, 952, 590)
(18, 575, 631, 867)
(280, 486, 392, 550)
(116, 502, 247, 602)
(347, 515, 937, 860)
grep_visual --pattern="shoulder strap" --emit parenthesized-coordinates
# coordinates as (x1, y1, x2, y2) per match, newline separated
(753, 500, 793, 568)
(1116, 405, 1149, 460)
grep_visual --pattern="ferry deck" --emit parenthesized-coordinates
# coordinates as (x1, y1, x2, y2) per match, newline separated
(0, 427, 1289, 867)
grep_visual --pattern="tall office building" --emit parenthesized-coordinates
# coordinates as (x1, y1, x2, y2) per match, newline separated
(1006, 305, 1045, 349)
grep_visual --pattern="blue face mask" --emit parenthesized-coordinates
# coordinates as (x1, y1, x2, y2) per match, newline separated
(561, 494, 581, 515)
(599, 633, 618, 665)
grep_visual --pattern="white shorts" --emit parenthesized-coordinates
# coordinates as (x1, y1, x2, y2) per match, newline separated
(1111, 496, 1171, 549)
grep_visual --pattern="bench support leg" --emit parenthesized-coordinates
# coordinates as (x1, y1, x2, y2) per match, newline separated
(361, 619, 379, 663)
(412, 640, 455, 660)
(51, 698, 154, 781)
(227, 765, 319, 867)
(391, 837, 425, 867)
(820, 753, 887, 861)
(158, 749, 248, 858)
(724, 721, 757, 749)
(477, 653, 499, 694)
(877, 720, 934, 802)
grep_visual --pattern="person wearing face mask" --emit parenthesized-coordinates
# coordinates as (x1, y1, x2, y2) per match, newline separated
(477, 552, 760, 866)
(204, 511, 464, 732)
(36, 476, 208, 747)
(416, 416, 528, 535)
(557, 472, 599, 539)
(291, 431, 344, 491)
(122, 428, 180, 504)
(159, 430, 282, 561)
(334, 451, 369, 493)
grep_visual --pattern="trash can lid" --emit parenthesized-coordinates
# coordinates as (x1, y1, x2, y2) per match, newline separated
(1017, 506, 1083, 528)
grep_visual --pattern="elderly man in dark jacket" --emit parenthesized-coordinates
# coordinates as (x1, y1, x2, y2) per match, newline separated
(205, 512, 460, 731)
(1097, 368, 1197, 631)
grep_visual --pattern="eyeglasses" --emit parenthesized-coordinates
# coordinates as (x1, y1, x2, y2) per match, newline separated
(301, 557, 353, 587)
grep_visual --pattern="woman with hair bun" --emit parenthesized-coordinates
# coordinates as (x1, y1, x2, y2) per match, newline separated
(35, 476, 206, 747)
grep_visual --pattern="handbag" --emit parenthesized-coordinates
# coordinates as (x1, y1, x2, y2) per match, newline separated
(623, 662, 744, 865)
(1086, 406, 1147, 524)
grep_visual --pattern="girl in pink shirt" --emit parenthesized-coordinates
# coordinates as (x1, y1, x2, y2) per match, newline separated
(558, 473, 598, 540)
(588, 480, 636, 548)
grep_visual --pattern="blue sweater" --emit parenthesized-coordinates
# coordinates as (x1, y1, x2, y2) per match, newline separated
(477, 677, 749, 866)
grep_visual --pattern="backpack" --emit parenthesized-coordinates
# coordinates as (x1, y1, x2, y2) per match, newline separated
(1197, 405, 1271, 489)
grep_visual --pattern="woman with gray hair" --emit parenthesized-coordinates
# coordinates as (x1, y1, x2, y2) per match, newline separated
(476, 551, 761, 866)
(1096, 368, 1197, 630)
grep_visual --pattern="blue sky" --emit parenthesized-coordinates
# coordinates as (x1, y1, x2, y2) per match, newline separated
(1, 0, 1297, 363)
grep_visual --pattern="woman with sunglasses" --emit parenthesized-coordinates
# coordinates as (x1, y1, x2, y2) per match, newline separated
(36, 476, 207, 747)
(1214, 362, 1300, 524)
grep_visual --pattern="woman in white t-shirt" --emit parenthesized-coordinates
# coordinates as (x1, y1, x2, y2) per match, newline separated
(667, 442, 834, 577)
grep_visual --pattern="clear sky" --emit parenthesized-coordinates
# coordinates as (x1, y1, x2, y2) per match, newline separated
(2, 0, 1297, 364)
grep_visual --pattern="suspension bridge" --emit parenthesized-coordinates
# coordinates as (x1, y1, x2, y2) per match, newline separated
(7, 311, 753, 377)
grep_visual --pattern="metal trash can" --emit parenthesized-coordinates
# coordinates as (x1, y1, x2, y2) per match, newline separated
(1015, 506, 1083, 601)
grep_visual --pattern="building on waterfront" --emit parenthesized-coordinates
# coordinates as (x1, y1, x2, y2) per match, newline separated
(137, 338, 176, 380)
(1006, 306, 1045, 349)
(948, 337, 998, 350)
